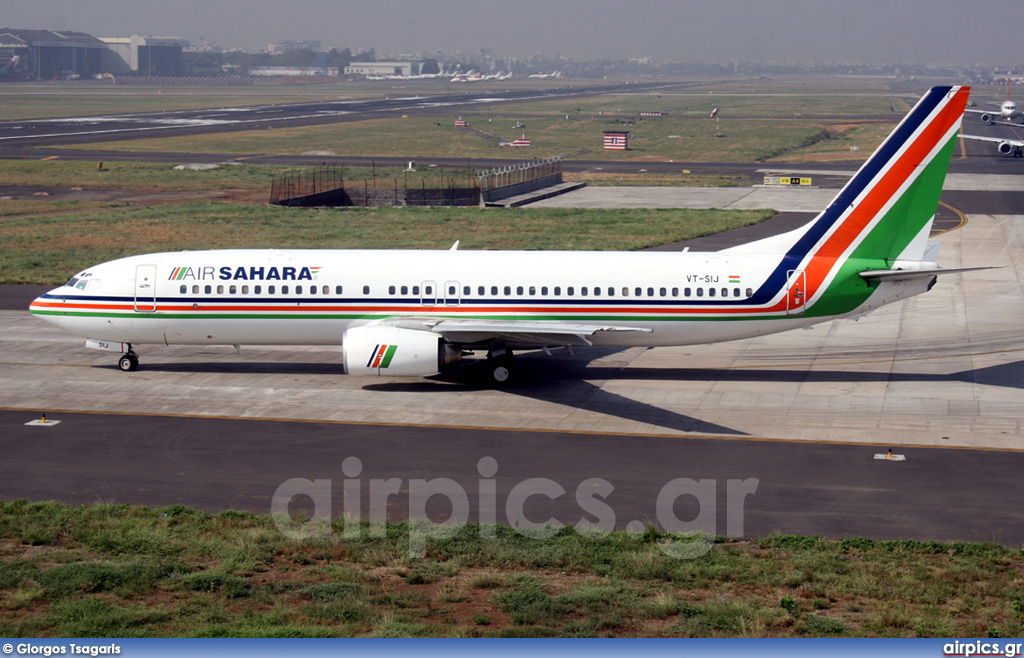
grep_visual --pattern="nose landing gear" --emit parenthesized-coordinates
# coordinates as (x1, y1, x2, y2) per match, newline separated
(118, 347, 139, 372)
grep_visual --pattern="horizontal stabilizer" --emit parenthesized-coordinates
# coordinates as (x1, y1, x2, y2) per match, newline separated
(859, 265, 1000, 281)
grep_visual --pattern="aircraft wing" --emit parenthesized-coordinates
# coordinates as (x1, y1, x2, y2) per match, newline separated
(959, 134, 1024, 146)
(964, 109, 1023, 124)
(381, 317, 652, 347)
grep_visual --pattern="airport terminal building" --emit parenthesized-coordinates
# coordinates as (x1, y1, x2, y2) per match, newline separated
(0, 28, 187, 79)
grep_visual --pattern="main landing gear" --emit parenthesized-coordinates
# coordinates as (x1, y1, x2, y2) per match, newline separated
(118, 346, 139, 372)
(486, 343, 514, 386)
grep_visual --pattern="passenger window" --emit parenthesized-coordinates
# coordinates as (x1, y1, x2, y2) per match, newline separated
(179, 285, 187, 294)
(296, 285, 303, 294)
(364, 285, 371, 295)
(389, 285, 396, 295)
(659, 287, 666, 297)
(242, 285, 249, 294)
(672, 287, 678, 297)
(635, 287, 642, 297)
(401, 285, 408, 295)
(541, 286, 548, 295)
(413, 285, 420, 295)
(581, 287, 588, 297)
(684, 287, 691, 297)
(554, 286, 561, 296)
(709, 288, 716, 297)
(464, 285, 471, 295)
(622, 287, 628, 297)
(323, 285, 329, 294)
(192, 285, 199, 294)
(255, 285, 262, 294)
(504, 286, 511, 296)
(647, 287, 654, 297)
(282, 285, 289, 294)
(217, 285, 224, 294)
(309, 286, 315, 295)
(477, 286, 484, 295)
(608, 287, 614, 297)
(568, 286, 575, 296)
(529, 286, 536, 295)
(491, 286, 498, 295)
(516, 286, 524, 295)
(746, 288, 753, 298)
(205, 285, 212, 294)
(449, 285, 457, 295)
(696, 288, 703, 297)
(721, 288, 728, 297)
(335, 285, 343, 294)
(733, 288, 740, 297)
(269, 285, 276, 294)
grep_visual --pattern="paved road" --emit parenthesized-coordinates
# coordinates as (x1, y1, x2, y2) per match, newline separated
(3, 408, 1021, 544)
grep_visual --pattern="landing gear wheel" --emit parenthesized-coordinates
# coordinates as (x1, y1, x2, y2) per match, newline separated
(118, 354, 139, 372)
(487, 355, 514, 386)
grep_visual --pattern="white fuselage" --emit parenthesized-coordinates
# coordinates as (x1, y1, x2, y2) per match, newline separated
(31, 247, 914, 351)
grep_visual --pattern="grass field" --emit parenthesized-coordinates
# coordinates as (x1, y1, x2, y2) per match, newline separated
(44, 112, 893, 163)
(0, 203, 774, 284)
(30, 82, 913, 163)
(0, 500, 1021, 638)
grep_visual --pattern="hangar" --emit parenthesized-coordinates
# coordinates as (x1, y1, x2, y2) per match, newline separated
(0, 28, 187, 79)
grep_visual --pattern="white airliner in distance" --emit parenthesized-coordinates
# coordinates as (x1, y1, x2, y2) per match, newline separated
(966, 82, 1022, 124)
(31, 86, 987, 385)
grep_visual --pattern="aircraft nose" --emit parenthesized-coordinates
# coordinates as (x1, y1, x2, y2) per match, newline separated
(28, 288, 63, 326)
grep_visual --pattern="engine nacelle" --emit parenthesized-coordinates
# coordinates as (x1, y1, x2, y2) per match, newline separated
(980, 112, 994, 124)
(997, 140, 1015, 155)
(342, 325, 460, 377)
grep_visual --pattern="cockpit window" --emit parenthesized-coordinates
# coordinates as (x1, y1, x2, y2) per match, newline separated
(66, 277, 80, 289)
(75, 279, 89, 290)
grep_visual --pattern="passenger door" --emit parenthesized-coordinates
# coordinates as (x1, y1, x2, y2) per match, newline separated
(134, 264, 157, 313)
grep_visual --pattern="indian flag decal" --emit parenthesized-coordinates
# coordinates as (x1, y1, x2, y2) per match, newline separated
(309, 267, 322, 277)
(729, 275, 740, 284)
(367, 344, 398, 369)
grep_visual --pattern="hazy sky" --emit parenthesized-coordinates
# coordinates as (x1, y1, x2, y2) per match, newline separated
(4, 0, 1022, 64)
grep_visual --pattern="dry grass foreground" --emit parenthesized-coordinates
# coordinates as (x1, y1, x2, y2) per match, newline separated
(1, 501, 1022, 638)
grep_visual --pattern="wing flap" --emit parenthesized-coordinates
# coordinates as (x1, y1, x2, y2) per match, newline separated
(380, 317, 651, 348)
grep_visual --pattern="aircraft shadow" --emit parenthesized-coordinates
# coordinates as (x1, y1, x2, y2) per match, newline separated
(364, 352, 1024, 435)
(101, 361, 343, 376)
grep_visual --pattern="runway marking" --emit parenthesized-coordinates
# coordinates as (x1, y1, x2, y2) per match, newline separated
(2, 404, 1020, 453)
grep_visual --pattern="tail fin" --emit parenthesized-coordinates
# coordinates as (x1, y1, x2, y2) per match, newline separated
(729, 86, 968, 265)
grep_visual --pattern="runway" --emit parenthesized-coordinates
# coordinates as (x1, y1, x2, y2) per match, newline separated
(3, 169, 1024, 543)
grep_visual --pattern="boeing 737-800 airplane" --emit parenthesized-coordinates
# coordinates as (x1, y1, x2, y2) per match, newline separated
(30, 86, 983, 385)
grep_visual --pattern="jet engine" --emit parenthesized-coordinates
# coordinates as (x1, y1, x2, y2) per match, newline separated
(342, 325, 461, 376)
(980, 112, 994, 124)
(997, 140, 1016, 155)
